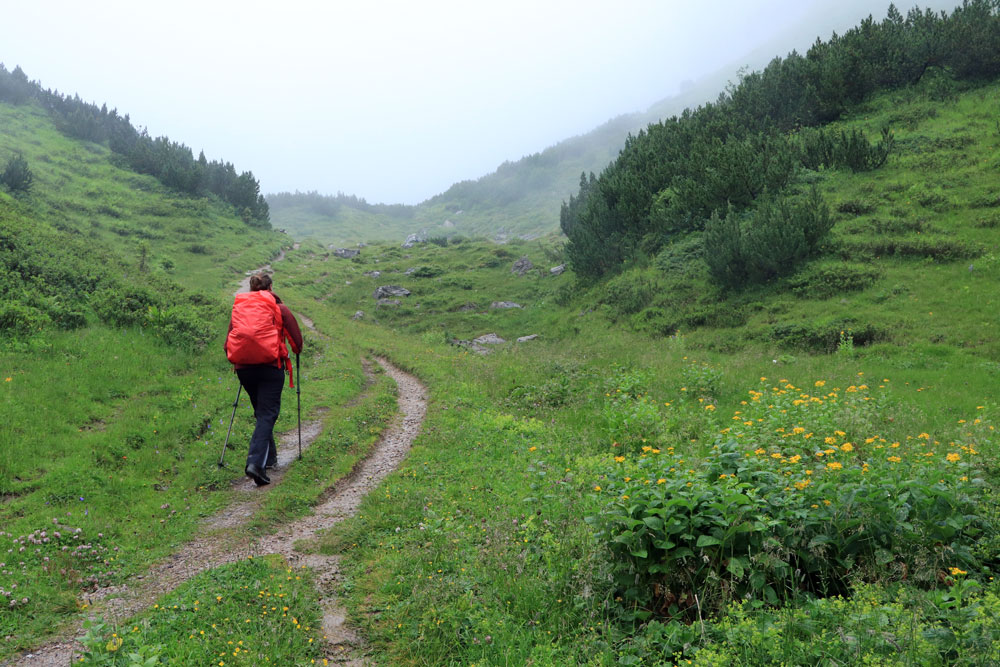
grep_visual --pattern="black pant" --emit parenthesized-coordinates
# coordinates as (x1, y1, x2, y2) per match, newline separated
(236, 365, 284, 470)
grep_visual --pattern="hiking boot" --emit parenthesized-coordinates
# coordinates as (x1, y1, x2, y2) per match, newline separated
(245, 463, 270, 486)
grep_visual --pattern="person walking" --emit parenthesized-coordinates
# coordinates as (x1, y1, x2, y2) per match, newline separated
(225, 272, 303, 486)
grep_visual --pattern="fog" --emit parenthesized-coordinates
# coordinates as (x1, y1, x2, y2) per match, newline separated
(0, 0, 962, 204)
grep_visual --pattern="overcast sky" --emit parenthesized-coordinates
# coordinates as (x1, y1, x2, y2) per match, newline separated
(0, 0, 962, 204)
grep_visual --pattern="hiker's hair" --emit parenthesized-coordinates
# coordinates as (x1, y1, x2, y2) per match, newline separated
(249, 273, 273, 291)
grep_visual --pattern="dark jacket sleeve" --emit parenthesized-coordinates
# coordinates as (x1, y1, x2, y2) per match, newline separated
(279, 304, 304, 354)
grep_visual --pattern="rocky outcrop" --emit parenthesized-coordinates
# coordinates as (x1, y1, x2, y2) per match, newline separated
(517, 334, 539, 343)
(491, 301, 522, 309)
(473, 333, 505, 345)
(332, 248, 360, 259)
(374, 285, 411, 300)
(402, 233, 425, 248)
(511, 257, 533, 276)
(550, 264, 566, 276)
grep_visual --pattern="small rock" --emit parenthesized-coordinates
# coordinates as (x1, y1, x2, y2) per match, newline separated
(332, 248, 359, 259)
(351, 311, 365, 320)
(404, 267, 417, 275)
(363, 270, 381, 278)
(452, 339, 491, 355)
(374, 285, 411, 300)
(473, 333, 506, 345)
(516, 334, 539, 343)
(491, 301, 522, 309)
(511, 257, 534, 276)
(550, 264, 566, 275)
(457, 302, 478, 312)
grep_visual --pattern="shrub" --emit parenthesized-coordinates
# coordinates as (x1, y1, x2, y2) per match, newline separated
(836, 198, 878, 216)
(768, 319, 889, 352)
(601, 272, 656, 318)
(602, 395, 664, 452)
(145, 304, 211, 349)
(680, 362, 722, 399)
(787, 263, 881, 299)
(0, 152, 33, 194)
(91, 284, 161, 327)
(630, 307, 678, 337)
(798, 126, 895, 172)
(705, 188, 833, 288)
(837, 237, 981, 262)
(590, 381, 997, 623)
(412, 265, 444, 278)
(0, 302, 51, 336)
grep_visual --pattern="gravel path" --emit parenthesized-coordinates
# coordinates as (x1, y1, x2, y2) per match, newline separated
(7, 358, 427, 666)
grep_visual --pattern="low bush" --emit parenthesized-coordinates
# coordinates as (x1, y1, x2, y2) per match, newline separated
(705, 188, 833, 288)
(602, 394, 664, 452)
(837, 237, 981, 262)
(768, 319, 889, 352)
(787, 263, 881, 299)
(601, 272, 656, 318)
(590, 380, 997, 624)
(412, 265, 444, 278)
(836, 198, 878, 216)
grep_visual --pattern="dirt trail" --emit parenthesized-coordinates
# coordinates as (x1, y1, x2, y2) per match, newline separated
(9, 358, 427, 666)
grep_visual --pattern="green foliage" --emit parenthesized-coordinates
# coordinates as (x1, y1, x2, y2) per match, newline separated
(592, 381, 996, 623)
(0, 151, 33, 194)
(768, 319, 889, 352)
(601, 272, 656, 318)
(798, 126, 896, 172)
(705, 188, 833, 288)
(787, 263, 882, 299)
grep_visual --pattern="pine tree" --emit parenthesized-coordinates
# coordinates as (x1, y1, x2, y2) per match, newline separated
(1, 152, 34, 194)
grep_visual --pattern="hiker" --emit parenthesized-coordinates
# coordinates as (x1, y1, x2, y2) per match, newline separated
(225, 273, 303, 486)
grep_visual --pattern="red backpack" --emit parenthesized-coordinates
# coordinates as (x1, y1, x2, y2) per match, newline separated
(226, 290, 293, 386)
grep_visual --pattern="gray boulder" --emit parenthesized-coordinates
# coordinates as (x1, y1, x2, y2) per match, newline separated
(473, 333, 506, 345)
(511, 257, 534, 276)
(363, 270, 381, 278)
(452, 339, 491, 355)
(402, 233, 425, 248)
(491, 301, 522, 309)
(374, 285, 411, 300)
(516, 334, 539, 343)
(332, 248, 359, 259)
(351, 311, 365, 320)
(550, 264, 566, 276)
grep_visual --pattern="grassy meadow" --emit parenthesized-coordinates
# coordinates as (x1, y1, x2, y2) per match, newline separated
(3, 57, 1000, 667)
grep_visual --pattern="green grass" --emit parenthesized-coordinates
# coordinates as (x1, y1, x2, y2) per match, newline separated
(75, 555, 325, 666)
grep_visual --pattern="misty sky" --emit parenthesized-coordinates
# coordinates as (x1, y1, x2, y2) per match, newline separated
(1, 0, 962, 204)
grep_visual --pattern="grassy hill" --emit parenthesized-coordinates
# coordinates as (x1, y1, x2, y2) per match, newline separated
(261, 77, 1000, 664)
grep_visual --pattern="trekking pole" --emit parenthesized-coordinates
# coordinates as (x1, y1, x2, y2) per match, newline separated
(218, 383, 242, 467)
(296, 353, 302, 460)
